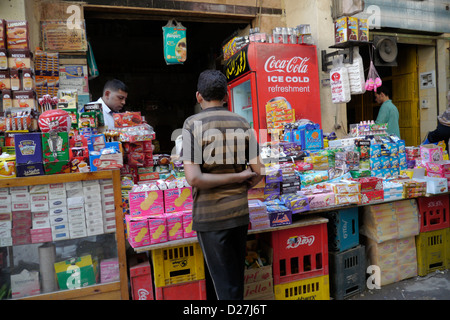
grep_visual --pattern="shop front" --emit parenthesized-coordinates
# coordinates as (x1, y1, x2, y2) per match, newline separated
(0, 0, 449, 303)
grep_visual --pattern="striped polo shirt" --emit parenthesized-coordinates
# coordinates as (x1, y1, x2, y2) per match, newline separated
(180, 106, 259, 232)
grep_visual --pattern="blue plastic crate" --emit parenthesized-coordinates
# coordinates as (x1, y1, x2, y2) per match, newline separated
(322, 207, 359, 252)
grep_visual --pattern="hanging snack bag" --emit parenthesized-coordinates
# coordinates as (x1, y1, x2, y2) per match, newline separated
(330, 56, 351, 104)
(162, 19, 187, 65)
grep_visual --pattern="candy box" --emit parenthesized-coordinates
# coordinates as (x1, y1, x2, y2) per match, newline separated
(41, 131, 69, 163)
(331, 180, 361, 194)
(425, 160, 450, 173)
(149, 215, 167, 244)
(420, 144, 443, 163)
(360, 190, 384, 204)
(129, 190, 164, 216)
(370, 144, 381, 158)
(165, 212, 183, 241)
(14, 132, 42, 164)
(304, 192, 335, 209)
(164, 187, 193, 213)
(100, 258, 120, 283)
(268, 209, 292, 227)
(126, 215, 150, 248)
(182, 211, 196, 238)
(279, 194, 309, 214)
(265, 167, 282, 183)
(54, 255, 97, 290)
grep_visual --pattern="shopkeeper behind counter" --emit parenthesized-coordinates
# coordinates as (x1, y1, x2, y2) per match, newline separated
(89, 79, 129, 129)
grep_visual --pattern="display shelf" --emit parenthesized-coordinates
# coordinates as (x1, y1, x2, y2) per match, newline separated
(133, 215, 328, 253)
(0, 170, 129, 300)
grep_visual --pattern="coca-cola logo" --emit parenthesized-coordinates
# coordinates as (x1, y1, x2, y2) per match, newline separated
(286, 235, 315, 249)
(427, 200, 443, 208)
(264, 56, 310, 74)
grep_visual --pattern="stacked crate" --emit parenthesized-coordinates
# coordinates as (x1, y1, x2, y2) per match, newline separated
(151, 242, 206, 300)
(416, 195, 450, 276)
(360, 199, 419, 286)
(268, 219, 330, 300)
(321, 207, 366, 300)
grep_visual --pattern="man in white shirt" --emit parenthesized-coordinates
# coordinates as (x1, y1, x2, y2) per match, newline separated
(93, 79, 128, 129)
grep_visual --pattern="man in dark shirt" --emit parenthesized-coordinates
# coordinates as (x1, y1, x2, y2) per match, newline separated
(180, 70, 264, 299)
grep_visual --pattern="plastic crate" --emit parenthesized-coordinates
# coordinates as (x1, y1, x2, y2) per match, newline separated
(155, 279, 206, 300)
(129, 254, 154, 300)
(329, 245, 366, 300)
(417, 195, 450, 232)
(321, 207, 359, 252)
(151, 242, 205, 287)
(274, 275, 330, 300)
(416, 228, 450, 276)
(269, 222, 328, 285)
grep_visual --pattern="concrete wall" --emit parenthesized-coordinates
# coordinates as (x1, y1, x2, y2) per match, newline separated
(284, 0, 344, 136)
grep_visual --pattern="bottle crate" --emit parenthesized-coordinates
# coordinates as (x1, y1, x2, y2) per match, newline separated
(329, 245, 366, 300)
(129, 253, 154, 300)
(415, 228, 450, 276)
(417, 195, 450, 232)
(155, 279, 206, 300)
(269, 221, 328, 285)
(321, 207, 359, 252)
(151, 242, 205, 287)
(274, 275, 330, 300)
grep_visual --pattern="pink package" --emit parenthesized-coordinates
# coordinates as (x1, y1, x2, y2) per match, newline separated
(100, 258, 120, 283)
(182, 210, 196, 238)
(306, 192, 335, 209)
(125, 215, 150, 248)
(129, 190, 164, 216)
(165, 212, 184, 241)
(164, 187, 193, 213)
(149, 215, 167, 244)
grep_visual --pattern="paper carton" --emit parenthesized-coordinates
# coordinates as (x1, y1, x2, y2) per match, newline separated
(148, 215, 167, 244)
(129, 190, 164, 216)
(54, 255, 97, 290)
(164, 187, 193, 213)
(125, 215, 150, 248)
(11, 269, 40, 298)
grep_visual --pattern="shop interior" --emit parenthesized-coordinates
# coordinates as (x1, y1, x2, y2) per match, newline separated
(84, 14, 249, 154)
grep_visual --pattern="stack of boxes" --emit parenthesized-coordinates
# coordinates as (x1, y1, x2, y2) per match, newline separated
(416, 195, 450, 276)
(361, 199, 419, 286)
(14, 133, 44, 177)
(321, 207, 366, 300)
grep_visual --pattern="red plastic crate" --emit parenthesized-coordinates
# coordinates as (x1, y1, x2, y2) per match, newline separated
(129, 254, 154, 300)
(417, 195, 450, 232)
(155, 279, 207, 300)
(269, 222, 328, 285)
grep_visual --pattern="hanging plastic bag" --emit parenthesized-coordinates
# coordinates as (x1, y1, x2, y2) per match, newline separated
(162, 20, 187, 65)
(86, 41, 99, 80)
(345, 47, 366, 95)
(365, 45, 382, 91)
(330, 56, 351, 104)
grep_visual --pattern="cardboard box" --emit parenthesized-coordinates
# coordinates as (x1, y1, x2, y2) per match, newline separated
(11, 269, 40, 298)
(41, 131, 69, 163)
(164, 187, 193, 213)
(182, 211, 196, 238)
(129, 254, 154, 300)
(166, 212, 183, 241)
(126, 215, 150, 248)
(14, 132, 42, 164)
(54, 255, 97, 290)
(244, 240, 274, 300)
(44, 160, 70, 175)
(129, 190, 164, 216)
(335, 16, 358, 43)
(148, 215, 167, 244)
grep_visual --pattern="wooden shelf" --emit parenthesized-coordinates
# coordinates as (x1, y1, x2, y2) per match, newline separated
(1, 170, 129, 300)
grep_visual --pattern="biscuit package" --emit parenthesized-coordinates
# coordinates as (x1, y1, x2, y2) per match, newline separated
(162, 19, 187, 65)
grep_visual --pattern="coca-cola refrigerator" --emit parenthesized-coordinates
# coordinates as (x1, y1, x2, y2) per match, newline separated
(225, 42, 321, 142)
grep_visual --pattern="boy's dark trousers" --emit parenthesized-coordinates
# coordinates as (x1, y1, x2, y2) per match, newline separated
(197, 224, 248, 300)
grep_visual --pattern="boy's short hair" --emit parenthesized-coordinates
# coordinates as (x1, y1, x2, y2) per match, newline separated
(103, 79, 128, 94)
(197, 70, 227, 101)
(376, 85, 391, 98)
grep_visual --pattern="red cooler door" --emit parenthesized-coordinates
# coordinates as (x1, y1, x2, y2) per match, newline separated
(228, 73, 259, 131)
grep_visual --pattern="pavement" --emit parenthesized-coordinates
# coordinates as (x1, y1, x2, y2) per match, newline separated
(346, 269, 450, 300)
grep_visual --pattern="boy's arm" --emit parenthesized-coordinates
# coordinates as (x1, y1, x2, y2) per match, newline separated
(247, 155, 264, 189)
(183, 161, 257, 190)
